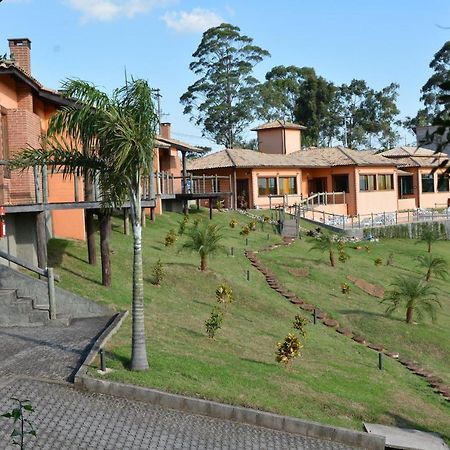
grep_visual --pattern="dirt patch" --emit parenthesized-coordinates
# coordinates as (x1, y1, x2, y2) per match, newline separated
(288, 267, 310, 278)
(347, 275, 384, 298)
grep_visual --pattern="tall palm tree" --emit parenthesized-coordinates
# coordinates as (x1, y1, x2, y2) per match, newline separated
(416, 224, 440, 253)
(417, 254, 448, 282)
(181, 220, 224, 271)
(309, 233, 339, 267)
(11, 78, 158, 371)
(381, 276, 441, 324)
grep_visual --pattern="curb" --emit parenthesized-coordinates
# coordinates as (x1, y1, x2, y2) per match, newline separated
(75, 375, 385, 450)
(74, 310, 128, 384)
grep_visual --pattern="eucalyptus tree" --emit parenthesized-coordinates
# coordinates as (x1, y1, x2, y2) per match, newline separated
(180, 23, 270, 148)
(11, 78, 158, 371)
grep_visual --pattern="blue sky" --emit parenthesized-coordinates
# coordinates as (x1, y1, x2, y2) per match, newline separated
(1, 0, 449, 148)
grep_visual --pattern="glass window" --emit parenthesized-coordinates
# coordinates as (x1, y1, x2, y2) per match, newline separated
(258, 177, 277, 196)
(400, 176, 414, 195)
(421, 174, 434, 193)
(359, 174, 376, 191)
(378, 174, 393, 190)
(279, 177, 297, 195)
(332, 175, 349, 193)
(437, 173, 449, 192)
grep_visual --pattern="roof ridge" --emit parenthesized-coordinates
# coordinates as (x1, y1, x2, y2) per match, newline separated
(337, 146, 358, 165)
(225, 148, 237, 167)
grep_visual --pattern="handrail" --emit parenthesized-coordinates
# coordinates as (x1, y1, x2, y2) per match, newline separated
(0, 249, 59, 281)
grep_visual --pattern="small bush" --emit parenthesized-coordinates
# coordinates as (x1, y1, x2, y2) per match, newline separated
(164, 229, 177, 247)
(151, 258, 165, 286)
(263, 215, 270, 223)
(240, 226, 250, 236)
(216, 200, 224, 211)
(386, 252, 394, 266)
(341, 282, 351, 295)
(292, 314, 309, 338)
(205, 307, 224, 339)
(248, 221, 257, 231)
(374, 257, 383, 266)
(215, 284, 234, 305)
(229, 219, 238, 228)
(275, 333, 302, 367)
(338, 251, 350, 263)
(178, 215, 189, 236)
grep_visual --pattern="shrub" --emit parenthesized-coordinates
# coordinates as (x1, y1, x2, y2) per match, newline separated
(216, 200, 224, 211)
(275, 333, 302, 367)
(229, 219, 238, 228)
(341, 282, 351, 295)
(178, 215, 189, 236)
(151, 258, 165, 286)
(292, 315, 309, 338)
(164, 230, 177, 247)
(248, 221, 257, 231)
(215, 284, 234, 305)
(338, 251, 350, 263)
(240, 226, 250, 236)
(374, 257, 383, 266)
(386, 252, 394, 266)
(205, 307, 224, 339)
(263, 215, 270, 222)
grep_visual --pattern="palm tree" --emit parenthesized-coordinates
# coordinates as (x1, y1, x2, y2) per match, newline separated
(309, 233, 339, 267)
(381, 276, 441, 324)
(417, 254, 448, 282)
(417, 224, 440, 253)
(181, 220, 224, 271)
(11, 78, 158, 371)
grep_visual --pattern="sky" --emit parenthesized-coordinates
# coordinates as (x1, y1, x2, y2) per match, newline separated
(1, 0, 450, 149)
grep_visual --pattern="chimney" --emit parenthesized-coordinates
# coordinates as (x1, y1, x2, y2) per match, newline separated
(160, 123, 171, 139)
(8, 38, 32, 74)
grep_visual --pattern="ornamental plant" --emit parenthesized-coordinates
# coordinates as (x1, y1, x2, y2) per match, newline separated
(164, 229, 177, 247)
(151, 258, 165, 286)
(248, 221, 257, 231)
(229, 219, 238, 228)
(1, 398, 36, 448)
(275, 333, 302, 368)
(341, 282, 351, 295)
(240, 226, 250, 236)
(205, 307, 224, 339)
(215, 284, 234, 305)
(178, 215, 189, 236)
(374, 257, 383, 266)
(292, 314, 309, 338)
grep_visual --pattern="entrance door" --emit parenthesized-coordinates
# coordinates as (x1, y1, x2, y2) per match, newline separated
(236, 179, 250, 209)
(308, 177, 327, 194)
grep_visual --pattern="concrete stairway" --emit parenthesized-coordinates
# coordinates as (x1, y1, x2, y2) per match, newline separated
(281, 218, 299, 238)
(0, 288, 51, 327)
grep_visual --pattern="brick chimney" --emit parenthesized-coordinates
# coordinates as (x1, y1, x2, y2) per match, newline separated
(8, 38, 32, 75)
(160, 122, 171, 139)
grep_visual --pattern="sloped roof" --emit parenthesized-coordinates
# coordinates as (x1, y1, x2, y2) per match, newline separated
(156, 136, 203, 153)
(379, 146, 450, 168)
(187, 146, 396, 171)
(251, 120, 307, 131)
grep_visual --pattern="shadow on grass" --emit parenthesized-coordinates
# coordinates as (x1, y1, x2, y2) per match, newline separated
(107, 350, 131, 370)
(240, 357, 274, 368)
(61, 266, 103, 286)
(65, 251, 89, 264)
(177, 326, 205, 338)
(47, 239, 70, 267)
(337, 309, 403, 323)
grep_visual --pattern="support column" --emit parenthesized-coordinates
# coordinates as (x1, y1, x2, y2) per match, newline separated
(36, 211, 47, 270)
(209, 198, 213, 220)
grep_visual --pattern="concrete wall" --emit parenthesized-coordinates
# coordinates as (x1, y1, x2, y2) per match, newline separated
(257, 128, 301, 155)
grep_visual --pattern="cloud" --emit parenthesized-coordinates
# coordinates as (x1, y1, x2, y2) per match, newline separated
(161, 8, 223, 33)
(66, 0, 173, 23)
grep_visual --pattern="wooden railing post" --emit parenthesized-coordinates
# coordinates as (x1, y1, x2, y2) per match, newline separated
(47, 267, 56, 320)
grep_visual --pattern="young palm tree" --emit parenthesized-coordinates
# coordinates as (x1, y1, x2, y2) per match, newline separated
(309, 233, 339, 267)
(11, 78, 158, 371)
(417, 254, 448, 282)
(416, 224, 440, 253)
(181, 220, 224, 271)
(381, 276, 441, 324)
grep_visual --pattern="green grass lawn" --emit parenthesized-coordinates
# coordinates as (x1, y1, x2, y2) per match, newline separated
(48, 208, 450, 442)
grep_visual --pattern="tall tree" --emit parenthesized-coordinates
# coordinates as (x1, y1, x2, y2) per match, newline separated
(11, 78, 158, 371)
(180, 23, 270, 148)
(337, 80, 400, 149)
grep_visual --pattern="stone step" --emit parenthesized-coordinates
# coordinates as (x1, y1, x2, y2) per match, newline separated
(0, 289, 18, 305)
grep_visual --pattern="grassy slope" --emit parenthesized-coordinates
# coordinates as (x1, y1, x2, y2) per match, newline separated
(48, 210, 450, 441)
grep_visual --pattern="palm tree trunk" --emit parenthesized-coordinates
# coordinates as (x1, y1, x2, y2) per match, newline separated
(329, 250, 335, 267)
(426, 269, 431, 282)
(99, 212, 112, 287)
(200, 254, 207, 271)
(130, 184, 149, 371)
(428, 242, 431, 253)
(406, 306, 414, 324)
(84, 175, 97, 265)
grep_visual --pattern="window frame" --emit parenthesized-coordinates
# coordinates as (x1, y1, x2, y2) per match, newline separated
(437, 173, 450, 192)
(278, 176, 297, 195)
(359, 174, 377, 192)
(421, 173, 435, 193)
(377, 174, 394, 191)
(258, 177, 277, 197)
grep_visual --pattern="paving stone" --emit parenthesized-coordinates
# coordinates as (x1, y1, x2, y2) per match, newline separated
(336, 328, 353, 337)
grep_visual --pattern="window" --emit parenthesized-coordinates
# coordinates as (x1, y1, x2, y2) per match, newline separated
(258, 177, 277, 196)
(378, 174, 393, 190)
(437, 174, 449, 192)
(359, 174, 376, 191)
(279, 177, 297, 195)
(332, 175, 349, 193)
(400, 176, 414, 196)
(421, 174, 434, 193)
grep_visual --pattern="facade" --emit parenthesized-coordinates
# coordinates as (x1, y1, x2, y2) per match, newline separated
(188, 122, 450, 217)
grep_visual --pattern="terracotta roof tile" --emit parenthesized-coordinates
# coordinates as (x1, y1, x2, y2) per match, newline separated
(251, 120, 307, 131)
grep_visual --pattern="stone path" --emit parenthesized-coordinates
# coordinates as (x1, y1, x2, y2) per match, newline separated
(246, 238, 450, 403)
(0, 318, 359, 449)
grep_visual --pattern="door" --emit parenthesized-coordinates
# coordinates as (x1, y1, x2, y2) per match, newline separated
(308, 177, 327, 194)
(236, 179, 250, 209)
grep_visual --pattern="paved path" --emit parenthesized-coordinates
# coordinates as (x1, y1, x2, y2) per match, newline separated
(0, 319, 358, 450)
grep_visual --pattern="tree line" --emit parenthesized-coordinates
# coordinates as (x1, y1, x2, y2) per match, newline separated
(181, 23, 449, 151)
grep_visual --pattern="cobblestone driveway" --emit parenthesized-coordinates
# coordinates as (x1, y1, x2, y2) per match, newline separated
(0, 319, 358, 449)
